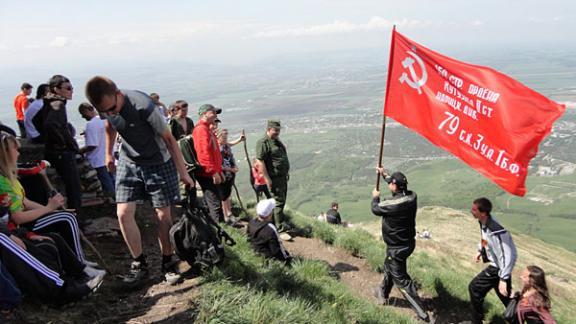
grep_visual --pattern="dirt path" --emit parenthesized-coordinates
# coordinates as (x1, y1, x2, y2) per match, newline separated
(284, 236, 425, 322)
(18, 204, 200, 324)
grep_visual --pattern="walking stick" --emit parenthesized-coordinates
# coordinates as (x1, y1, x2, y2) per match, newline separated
(232, 183, 248, 219)
(37, 165, 111, 273)
(242, 129, 259, 202)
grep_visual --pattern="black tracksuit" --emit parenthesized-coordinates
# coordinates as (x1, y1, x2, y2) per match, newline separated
(39, 96, 82, 211)
(371, 189, 427, 320)
(0, 222, 90, 305)
(247, 218, 291, 264)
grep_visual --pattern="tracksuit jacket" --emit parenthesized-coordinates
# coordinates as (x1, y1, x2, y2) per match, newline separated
(478, 216, 517, 280)
(371, 190, 417, 247)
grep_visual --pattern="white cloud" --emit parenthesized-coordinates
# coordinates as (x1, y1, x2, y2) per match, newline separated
(470, 20, 484, 26)
(252, 17, 433, 39)
(49, 36, 70, 48)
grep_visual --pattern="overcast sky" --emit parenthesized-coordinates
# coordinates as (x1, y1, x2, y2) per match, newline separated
(1, 0, 574, 69)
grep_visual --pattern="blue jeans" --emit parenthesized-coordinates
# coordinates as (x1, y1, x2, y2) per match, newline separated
(95, 166, 115, 194)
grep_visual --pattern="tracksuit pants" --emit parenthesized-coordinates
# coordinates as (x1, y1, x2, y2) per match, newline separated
(23, 211, 85, 263)
(379, 242, 427, 318)
(469, 265, 511, 323)
(0, 233, 88, 304)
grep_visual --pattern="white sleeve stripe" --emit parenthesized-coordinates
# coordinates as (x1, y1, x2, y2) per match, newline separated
(0, 234, 64, 286)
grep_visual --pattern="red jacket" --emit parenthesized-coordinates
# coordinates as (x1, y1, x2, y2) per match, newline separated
(192, 119, 222, 177)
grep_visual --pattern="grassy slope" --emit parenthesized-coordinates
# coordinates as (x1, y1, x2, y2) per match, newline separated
(194, 219, 416, 323)
(356, 206, 576, 323)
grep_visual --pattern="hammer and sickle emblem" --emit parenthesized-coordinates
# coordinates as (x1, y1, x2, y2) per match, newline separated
(399, 51, 427, 95)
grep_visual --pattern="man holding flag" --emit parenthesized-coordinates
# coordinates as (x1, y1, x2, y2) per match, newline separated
(374, 26, 565, 321)
(371, 167, 429, 322)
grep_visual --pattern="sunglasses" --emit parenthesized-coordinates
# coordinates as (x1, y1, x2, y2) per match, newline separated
(59, 85, 74, 91)
(176, 103, 188, 110)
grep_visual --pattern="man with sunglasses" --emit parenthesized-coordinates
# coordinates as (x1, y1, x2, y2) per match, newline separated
(40, 75, 83, 213)
(85, 76, 194, 287)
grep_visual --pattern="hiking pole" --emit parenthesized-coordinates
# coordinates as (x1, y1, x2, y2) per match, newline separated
(241, 129, 259, 202)
(37, 165, 111, 273)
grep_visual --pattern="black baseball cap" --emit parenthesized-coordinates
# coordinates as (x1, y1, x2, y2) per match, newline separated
(384, 172, 408, 187)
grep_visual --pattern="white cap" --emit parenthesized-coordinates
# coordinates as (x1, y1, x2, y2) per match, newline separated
(256, 198, 276, 218)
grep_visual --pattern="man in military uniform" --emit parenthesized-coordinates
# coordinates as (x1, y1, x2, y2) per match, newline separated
(255, 120, 290, 231)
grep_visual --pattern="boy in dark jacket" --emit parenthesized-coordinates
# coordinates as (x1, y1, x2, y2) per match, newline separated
(247, 199, 291, 265)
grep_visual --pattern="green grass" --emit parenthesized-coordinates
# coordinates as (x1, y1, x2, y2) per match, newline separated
(193, 219, 415, 323)
(284, 208, 575, 323)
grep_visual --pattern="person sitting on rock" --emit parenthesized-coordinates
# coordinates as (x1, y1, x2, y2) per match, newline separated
(0, 130, 99, 268)
(247, 198, 291, 265)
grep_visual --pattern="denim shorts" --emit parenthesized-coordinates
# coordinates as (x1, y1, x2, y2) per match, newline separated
(115, 158, 180, 208)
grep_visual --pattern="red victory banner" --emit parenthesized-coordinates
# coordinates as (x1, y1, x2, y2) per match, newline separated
(384, 29, 566, 196)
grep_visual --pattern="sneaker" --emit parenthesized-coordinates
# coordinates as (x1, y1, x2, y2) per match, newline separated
(84, 265, 106, 278)
(84, 260, 101, 268)
(279, 233, 293, 241)
(373, 288, 390, 306)
(85, 272, 105, 292)
(119, 261, 149, 286)
(161, 258, 181, 285)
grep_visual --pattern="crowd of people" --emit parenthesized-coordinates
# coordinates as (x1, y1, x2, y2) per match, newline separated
(0, 77, 558, 323)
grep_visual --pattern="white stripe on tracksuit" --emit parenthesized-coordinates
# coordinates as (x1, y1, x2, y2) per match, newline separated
(31, 212, 85, 262)
(0, 233, 64, 286)
(267, 223, 289, 258)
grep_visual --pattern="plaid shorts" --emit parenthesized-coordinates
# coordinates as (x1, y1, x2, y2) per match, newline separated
(115, 158, 180, 208)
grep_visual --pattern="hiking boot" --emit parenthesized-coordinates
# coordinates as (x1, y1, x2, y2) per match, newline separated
(373, 288, 390, 306)
(162, 257, 182, 285)
(119, 261, 149, 287)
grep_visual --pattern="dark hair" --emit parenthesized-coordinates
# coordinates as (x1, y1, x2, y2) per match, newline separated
(78, 102, 95, 114)
(85, 76, 118, 106)
(35, 84, 49, 99)
(48, 75, 70, 93)
(473, 197, 492, 215)
(522, 265, 552, 310)
(21, 82, 33, 90)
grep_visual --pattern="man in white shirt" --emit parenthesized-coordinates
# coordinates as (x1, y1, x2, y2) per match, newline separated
(78, 103, 115, 196)
(24, 84, 49, 143)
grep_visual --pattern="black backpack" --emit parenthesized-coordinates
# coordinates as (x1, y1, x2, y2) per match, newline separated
(169, 196, 236, 270)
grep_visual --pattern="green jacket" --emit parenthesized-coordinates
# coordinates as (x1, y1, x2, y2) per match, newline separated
(255, 135, 290, 178)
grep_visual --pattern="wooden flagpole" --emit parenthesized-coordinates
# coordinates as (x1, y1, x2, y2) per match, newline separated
(376, 25, 396, 191)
